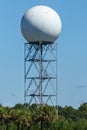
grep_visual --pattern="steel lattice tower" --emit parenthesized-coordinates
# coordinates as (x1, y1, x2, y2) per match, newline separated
(24, 42, 58, 107)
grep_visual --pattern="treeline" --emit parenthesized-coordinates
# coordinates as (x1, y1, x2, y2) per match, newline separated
(0, 103, 87, 130)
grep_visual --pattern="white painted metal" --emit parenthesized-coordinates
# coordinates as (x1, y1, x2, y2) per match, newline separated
(21, 5, 62, 43)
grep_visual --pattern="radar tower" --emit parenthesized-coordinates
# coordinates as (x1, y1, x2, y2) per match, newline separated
(21, 5, 62, 114)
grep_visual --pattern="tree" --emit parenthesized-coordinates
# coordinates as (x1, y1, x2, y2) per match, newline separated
(58, 105, 78, 121)
(78, 103, 87, 111)
(30, 104, 57, 130)
(78, 103, 87, 119)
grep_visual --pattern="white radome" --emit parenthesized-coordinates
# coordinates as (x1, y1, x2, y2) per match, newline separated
(21, 5, 62, 43)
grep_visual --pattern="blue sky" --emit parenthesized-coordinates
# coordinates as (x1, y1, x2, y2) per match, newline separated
(0, 0, 87, 108)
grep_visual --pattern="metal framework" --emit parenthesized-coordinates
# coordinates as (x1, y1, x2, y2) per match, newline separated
(24, 42, 58, 107)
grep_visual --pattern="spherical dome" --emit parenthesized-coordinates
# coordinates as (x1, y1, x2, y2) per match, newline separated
(21, 5, 62, 43)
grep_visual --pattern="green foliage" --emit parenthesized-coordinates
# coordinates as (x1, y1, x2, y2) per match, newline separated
(30, 104, 56, 129)
(0, 103, 87, 130)
(58, 105, 78, 121)
(78, 103, 87, 111)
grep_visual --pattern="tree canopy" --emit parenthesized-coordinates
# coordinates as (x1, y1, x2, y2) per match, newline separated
(0, 103, 87, 130)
